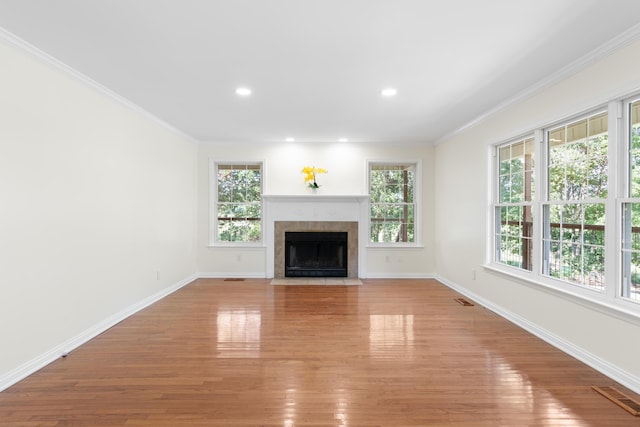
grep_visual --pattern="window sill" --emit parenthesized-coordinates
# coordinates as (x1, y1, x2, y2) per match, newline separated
(367, 244, 425, 250)
(207, 244, 266, 249)
(483, 263, 640, 326)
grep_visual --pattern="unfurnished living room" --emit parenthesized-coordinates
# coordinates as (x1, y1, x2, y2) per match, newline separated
(3, 1, 640, 426)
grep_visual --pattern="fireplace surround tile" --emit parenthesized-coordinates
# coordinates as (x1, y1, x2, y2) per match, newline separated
(274, 221, 358, 278)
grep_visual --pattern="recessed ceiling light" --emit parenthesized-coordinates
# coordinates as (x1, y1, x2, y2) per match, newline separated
(381, 88, 397, 97)
(235, 87, 252, 96)
(339, 138, 349, 142)
(286, 137, 295, 142)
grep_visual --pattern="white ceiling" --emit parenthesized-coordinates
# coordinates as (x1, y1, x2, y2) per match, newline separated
(1, 0, 640, 145)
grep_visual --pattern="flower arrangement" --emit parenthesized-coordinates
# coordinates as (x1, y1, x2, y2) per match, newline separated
(302, 166, 327, 189)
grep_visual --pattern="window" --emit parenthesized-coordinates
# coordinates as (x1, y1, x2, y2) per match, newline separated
(542, 111, 608, 290)
(212, 162, 262, 244)
(369, 162, 418, 244)
(622, 99, 640, 302)
(489, 95, 640, 314)
(495, 136, 535, 270)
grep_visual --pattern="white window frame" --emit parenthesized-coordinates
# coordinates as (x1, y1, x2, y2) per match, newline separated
(493, 135, 536, 272)
(367, 159, 422, 247)
(487, 99, 640, 318)
(620, 96, 640, 304)
(541, 109, 610, 291)
(209, 159, 264, 246)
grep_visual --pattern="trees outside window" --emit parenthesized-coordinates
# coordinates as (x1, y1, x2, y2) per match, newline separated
(542, 112, 608, 289)
(495, 137, 534, 270)
(369, 163, 417, 243)
(213, 162, 262, 244)
(492, 111, 609, 287)
(490, 96, 640, 312)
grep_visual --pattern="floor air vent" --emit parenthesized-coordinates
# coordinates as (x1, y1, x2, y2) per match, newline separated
(592, 386, 640, 416)
(224, 278, 245, 281)
(454, 297, 474, 306)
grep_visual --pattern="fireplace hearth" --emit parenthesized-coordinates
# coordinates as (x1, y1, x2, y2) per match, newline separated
(285, 231, 348, 277)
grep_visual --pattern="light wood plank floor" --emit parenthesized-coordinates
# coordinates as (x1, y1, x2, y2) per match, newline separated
(1, 278, 638, 426)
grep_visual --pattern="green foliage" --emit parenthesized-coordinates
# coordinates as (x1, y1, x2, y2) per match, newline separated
(216, 166, 262, 242)
(543, 127, 608, 287)
(218, 168, 262, 203)
(496, 140, 534, 269)
(496, 128, 609, 284)
(370, 167, 415, 242)
(630, 125, 640, 197)
(548, 134, 608, 201)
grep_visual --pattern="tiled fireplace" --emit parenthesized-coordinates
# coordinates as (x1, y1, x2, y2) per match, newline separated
(263, 195, 369, 278)
(275, 221, 358, 278)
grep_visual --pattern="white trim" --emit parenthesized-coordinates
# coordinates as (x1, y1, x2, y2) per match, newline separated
(435, 22, 640, 146)
(487, 101, 640, 317)
(196, 272, 267, 279)
(3, 272, 637, 396)
(262, 194, 370, 202)
(262, 195, 370, 278)
(606, 100, 622, 303)
(205, 244, 266, 249)
(367, 245, 425, 250)
(364, 273, 435, 279)
(434, 273, 640, 395)
(0, 27, 200, 146)
(484, 263, 640, 325)
(0, 274, 197, 393)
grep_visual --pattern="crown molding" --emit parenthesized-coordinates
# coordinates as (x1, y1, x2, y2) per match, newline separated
(435, 22, 640, 145)
(0, 27, 201, 146)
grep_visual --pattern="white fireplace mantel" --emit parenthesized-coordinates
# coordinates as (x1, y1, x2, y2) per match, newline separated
(263, 194, 370, 278)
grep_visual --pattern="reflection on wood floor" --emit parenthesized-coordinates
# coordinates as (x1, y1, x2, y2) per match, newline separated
(1, 278, 638, 426)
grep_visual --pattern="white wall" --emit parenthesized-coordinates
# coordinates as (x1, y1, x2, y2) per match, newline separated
(197, 142, 435, 278)
(434, 39, 640, 391)
(0, 40, 198, 389)
(11, 16, 638, 398)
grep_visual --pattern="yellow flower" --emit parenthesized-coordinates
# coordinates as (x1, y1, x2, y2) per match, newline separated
(301, 166, 327, 188)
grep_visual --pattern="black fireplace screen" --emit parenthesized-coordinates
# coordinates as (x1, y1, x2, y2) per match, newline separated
(285, 231, 347, 277)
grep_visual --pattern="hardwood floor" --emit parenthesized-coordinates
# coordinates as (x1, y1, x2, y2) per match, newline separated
(1, 278, 638, 426)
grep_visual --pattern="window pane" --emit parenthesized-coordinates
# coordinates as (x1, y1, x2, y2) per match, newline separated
(217, 219, 261, 243)
(494, 137, 534, 271)
(630, 101, 640, 198)
(586, 135, 608, 199)
(495, 205, 532, 270)
(369, 163, 416, 243)
(498, 138, 534, 204)
(622, 202, 640, 301)
(215, 163, 262, 243)
(544, 112, 607, 289)
(543, 203, 605, 290)
(499, 175, 511, 203)
(623, 102, 640, 301)
(548, 112, 608, 202)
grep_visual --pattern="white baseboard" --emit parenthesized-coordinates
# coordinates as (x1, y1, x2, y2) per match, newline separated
(364, 273, 435, 279)
(0, 274, 197, 392)
(9, 272, 636, 396)
(434, 274, 640, 395)
(196, 272, 267, 279)
(197, 272, 437, 280)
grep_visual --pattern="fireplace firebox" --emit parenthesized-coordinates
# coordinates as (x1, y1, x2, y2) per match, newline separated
(285, 231, 348, 277)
